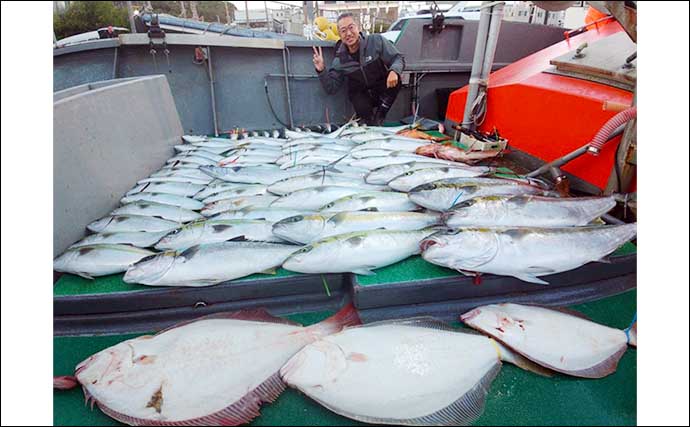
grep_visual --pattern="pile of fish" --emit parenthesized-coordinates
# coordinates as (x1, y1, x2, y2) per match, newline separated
(54, 122, 636, 286)
(55, 302, 637, 426)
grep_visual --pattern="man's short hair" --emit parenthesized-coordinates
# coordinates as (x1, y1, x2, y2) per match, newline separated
(337, 12, 357, 23)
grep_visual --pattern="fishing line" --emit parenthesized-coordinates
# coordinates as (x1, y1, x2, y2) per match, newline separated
(624, 311, 636, 344)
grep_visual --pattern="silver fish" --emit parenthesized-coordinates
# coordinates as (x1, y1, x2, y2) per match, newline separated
(388, 166, 493, 192)
(348, 153, 458, 170)
(321, 191, 418, 213)
(273, 211, 442, 244)
(421, 224, 637, 284)
(267, 174, 383, 196)
(200, 165, 320, 184)
(120, 193, 204, 211)
(193, 182, 259, 200)
(201, 195, 279, 217)
(87, 214, 180, 233)
(409, 177, 557, 212)
(155, 219, 284, 251)
(54, 244, 155, 279)
(69, 231, 169, 249)
(126, 182, 205, 198)
(283, 229, 436, 275)
(365, 161, 472, 185)
(111, 201, 204, 223)
(461, 303, 634, 377)
(271, 186, 365, 210)
(444, 195, 617, 227)
(124, 241, 300, 286)
(210, 207, 316, 222)
(201, 185, 268, 204)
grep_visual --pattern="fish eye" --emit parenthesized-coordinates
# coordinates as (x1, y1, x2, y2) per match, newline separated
(290, 215, 304, 222)
(298, 246, 313, 254)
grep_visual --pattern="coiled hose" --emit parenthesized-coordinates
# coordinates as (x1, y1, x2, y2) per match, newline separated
(588, 106, 637, 155)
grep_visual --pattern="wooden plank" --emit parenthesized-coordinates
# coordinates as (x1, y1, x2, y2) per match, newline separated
(550, 32, 636, 85)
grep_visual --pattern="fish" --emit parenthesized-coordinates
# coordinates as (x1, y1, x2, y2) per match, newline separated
(408, 177, 557, 212)
(124, 241, 300, 286)
(443, 195, 617, 228)
(154, 219, 284, 251)
(199, 165, 320, 184)
(320, 191, 418, 213)
(349, 149, 399, 159)
(273, 211, 442, 244)
(53, 244, 155, 279)
(166, 155, 218, 166)
(282, 143, 353, 154)
(126, 182, 205, 198)
(193, 182, 260, 200)
(461, 303, 635, 378)
(388, 166, 494, 192)
(281, 317, 542, 426)
(138, 175, 212, 186)
(171, 148, 226, 161)
(267, 173, 383, 196)
(110, 201, 204, 223)
(420, 223, 637, 284)
(348, 152, 458, 170)
(175, 144, 232, 155)
(57, 305, 359, 425)
(218, 156, 282, 167)
(87, 215, 180, 234)
(201, 185, 268, 204)
(69, 231, 169, 249)
(210, 207, 316, 223)
(282, 229, 436, 275)
(350, 138, 429, 153)
(270, 186, 365, 210)
(416, 144, 500, 163)
(120, 193, 204, 211)
(365, 161, 471, 185)
(397, 128, 450, 141)
(201, 195, 280, 217)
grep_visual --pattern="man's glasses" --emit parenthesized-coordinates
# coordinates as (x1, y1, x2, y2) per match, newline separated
(338, 24, 357, 34)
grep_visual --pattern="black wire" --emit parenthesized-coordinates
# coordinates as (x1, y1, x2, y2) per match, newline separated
(264, 79, 290, 128)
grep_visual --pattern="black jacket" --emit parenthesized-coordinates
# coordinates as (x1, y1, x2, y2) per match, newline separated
(317, 33, 404, 95)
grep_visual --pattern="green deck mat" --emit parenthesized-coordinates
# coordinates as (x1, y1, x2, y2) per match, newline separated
(54, 290, 636, 426)
(356, 242, 637, 286)
(54, 268, 302, 296)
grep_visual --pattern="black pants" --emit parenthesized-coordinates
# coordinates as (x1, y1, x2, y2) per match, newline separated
(349, 80, 401, 125)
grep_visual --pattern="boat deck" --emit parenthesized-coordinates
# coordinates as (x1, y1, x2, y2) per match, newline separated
(53, 289, 636, 426)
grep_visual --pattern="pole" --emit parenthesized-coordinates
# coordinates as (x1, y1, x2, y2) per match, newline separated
(127, 1, 137, 33)
(245, 1, 250, 28)
(264, 1, 270, 30)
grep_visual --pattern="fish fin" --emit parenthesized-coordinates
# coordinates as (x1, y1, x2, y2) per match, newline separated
(96, 372, 286, 426)
(227, 235, 247, 242)
(54, 375, 79, 390)
(628, 321, 637, 347)
(307, 361, 501, 426)
(556, 345, 628, 378)
(352, 267, 376, 276)
(156, 308, 302, 334)
(525, 266, 557, 274)
(313, 303, 361, 333)
(211, 224, 233, 232)
(493, 341, 554, 377)
(358, 207, 379, 212)
(179, 244, 202, 260)
(594, 256, 612, 264)
(259, 267, 278, 275)
(74, 272, 95, 280)
(514, 273, 550, 285)
(355, 316, 457, 332)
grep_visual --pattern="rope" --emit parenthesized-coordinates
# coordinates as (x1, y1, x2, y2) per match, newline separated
(624, 312, 636, 344)
(489, 338, 502, 360)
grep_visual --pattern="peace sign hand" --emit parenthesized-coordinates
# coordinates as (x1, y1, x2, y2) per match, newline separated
(312, 45, 325, 73)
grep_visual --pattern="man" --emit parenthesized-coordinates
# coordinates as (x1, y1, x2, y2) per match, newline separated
(312, 13, 404, 125)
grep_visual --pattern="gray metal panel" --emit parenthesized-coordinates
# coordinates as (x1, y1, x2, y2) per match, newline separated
(116, 45, 214, 134)
(53, 75, 183, 256)
(52, 38, 120, 56)
(53, 48, 116, 92)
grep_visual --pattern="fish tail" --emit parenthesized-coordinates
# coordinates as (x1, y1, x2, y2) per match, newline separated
(54, 375, 79, 390)
(313, 303, 361, 336)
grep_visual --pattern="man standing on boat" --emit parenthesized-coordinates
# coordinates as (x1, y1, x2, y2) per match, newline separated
(312, 12, 404, 126)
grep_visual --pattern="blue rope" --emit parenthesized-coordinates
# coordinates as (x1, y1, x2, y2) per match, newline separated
(449, 191, 464, 210)
(624, 311, 636, 343)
